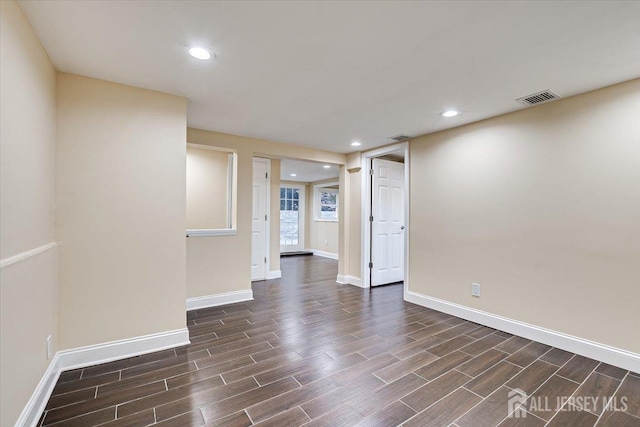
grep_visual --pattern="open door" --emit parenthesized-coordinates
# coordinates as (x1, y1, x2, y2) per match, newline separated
(371, 158, 405, 286)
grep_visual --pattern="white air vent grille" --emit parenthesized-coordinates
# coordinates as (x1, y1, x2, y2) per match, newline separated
(516, 90, 560, 106)
(388, 134, 411, 142)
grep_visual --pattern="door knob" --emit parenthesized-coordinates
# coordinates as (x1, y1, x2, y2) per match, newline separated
(400, 226, 406, 230)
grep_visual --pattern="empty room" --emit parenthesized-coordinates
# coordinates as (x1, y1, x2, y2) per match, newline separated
(1, 1, 639, 426)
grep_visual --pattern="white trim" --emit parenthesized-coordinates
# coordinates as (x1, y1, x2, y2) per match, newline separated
(187, 143, 236, 154)
(186, 289, 254, 311)
(15, 328, 189, 427)
(0, 242, 57, 269)
(227, 152, 235, 228)
(405, 290, 640, 373)
(266, 270, 282, 279)
(336, 274, 364, 288)
(186, 228, 237, 237)
(14, 354, 60, 427)
(361, 142, 410, 290)
(309, 249, 338, 260)
(56, 328, 190, 371)
(313, 181, 339, 222)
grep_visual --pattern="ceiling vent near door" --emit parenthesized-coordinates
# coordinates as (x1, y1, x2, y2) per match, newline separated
(516, 90, 561, 106)
(388, 134, 411, 142)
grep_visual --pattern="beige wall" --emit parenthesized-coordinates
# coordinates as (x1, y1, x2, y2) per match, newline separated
(409, 79, 640, 353)
(308, 222, 339, 255)
(56, 73, 188, 349)
(186, 128, 345, 298)
(306, 179, 340, 255)
(0, 1, 58, 425)
(186, 146, 230, 229)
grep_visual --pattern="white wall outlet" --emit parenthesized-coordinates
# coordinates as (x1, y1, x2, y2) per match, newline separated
(46, 335, 53, 359)
(471, 283, 481, 297)
(325, 239, 328, 246)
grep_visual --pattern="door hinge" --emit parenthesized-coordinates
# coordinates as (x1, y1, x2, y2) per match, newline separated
(369, 262, 373, 269)
(265, 214, 268, 221)
(369, 168, 374, 175)
(264, 257, 267, 263)
(369, 215, 374, 222)
(265, 172, 268, 179)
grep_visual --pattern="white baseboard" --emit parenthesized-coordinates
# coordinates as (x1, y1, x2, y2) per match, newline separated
(186, 289, 254, 311)
(266, 270, 282, 279)
(14, 354, 60, 427)
(405, 290, 640, 373)
(15, 328, 190, 427)
(336, 274, 364, 288)
(309, 249, 338, 260)
(56, 328, 190, 371)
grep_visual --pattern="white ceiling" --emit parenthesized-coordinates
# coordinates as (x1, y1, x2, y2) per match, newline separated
(19, 1, 640, 153)
(280, 158, 339, 184)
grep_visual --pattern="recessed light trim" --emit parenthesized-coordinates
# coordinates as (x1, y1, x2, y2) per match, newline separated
(290, 173, 297, 177)
(323, 165, 331, 169)
(189, 47, 212, 60)
(441, 110, 459, 118)
(351, 141, 362, 147)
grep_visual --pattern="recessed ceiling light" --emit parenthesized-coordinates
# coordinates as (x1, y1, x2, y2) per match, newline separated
(441, 110, 459, 118)
(323, 165, 331, 169)
(189, 47, 212, 60)
(290, 173, 297, 177)
(351, 141, 362, 147)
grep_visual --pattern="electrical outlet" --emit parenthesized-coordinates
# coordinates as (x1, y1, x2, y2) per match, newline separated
(471, 283, 481, 297)
(325, 240, 328, 246)
(46, 335, 53, 359)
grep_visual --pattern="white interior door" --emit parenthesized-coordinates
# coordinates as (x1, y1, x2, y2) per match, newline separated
(371, 158, 405, 286)
(251, 159, 268, 281)
(280, 185, 305, 253)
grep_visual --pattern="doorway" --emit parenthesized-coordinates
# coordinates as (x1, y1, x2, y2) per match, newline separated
(362, 143, 409, 289)
(371, 158, 405, 286)
(279, 184, 305, 253)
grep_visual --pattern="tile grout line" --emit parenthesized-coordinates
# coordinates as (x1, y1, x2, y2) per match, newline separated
(455, 345, 566, 426)
(298, 405, 313, 423)
(543, 356, 602, 426)
(593, 371, 629, 425)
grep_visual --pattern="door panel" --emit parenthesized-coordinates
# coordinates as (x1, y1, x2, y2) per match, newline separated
(371, 158, 405, 286)
(251, 160, 268, 281)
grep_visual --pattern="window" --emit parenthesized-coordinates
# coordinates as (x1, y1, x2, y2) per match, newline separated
(314, 183, 339, 221)
(280, 186, 303, 250)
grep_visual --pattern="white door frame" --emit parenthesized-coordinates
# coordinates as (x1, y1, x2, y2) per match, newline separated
(252, 157, 271, 281)
(279, 183, 306, 252)
(361, 142, 410, 296)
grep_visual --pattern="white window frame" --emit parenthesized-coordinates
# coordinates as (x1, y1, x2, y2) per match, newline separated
(314, 181, 339, 222)
(279, 184, 306, 252)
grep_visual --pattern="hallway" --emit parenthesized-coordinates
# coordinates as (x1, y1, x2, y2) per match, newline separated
(39, 256, 639, 426)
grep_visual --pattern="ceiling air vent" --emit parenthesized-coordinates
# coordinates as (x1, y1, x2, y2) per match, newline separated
(388, 134, 411, 142)
(516, 90, 561, 106)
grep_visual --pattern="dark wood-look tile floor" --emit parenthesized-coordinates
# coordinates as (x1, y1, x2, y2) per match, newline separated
(39, 256, 639, 427)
